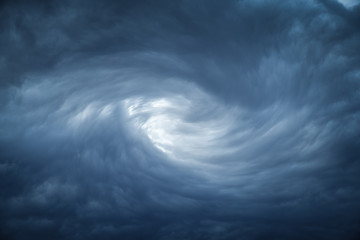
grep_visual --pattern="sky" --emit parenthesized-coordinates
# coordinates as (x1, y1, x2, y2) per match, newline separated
(0, 0, 360, 239)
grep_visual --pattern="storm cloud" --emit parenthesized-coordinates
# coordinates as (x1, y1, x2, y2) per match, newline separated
(1, 0, 360, 239)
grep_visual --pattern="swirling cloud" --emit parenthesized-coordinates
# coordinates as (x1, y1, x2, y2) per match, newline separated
(0, 0, 360, 239)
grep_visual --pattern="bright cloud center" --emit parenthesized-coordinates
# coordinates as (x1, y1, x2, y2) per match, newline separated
(123, 91, 238, 164)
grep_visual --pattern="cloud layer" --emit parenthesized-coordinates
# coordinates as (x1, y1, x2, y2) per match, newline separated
(1, 0, 360, 239)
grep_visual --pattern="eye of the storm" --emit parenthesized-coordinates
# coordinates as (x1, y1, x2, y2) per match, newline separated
(122, 90, 239, 165)
(136, 98, 179, 155)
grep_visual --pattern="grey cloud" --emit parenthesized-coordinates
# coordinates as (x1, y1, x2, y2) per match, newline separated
(1, 0, 360, 239)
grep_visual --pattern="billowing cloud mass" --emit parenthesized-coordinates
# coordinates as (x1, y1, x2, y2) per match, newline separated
(1, 0, 360, 239)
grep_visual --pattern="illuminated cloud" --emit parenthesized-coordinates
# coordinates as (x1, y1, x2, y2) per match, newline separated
(0, 0, 359, 239)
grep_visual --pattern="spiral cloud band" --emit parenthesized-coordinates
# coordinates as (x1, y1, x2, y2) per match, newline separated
(1, 0, 360, 239)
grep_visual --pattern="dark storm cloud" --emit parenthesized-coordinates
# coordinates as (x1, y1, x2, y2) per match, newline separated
(1, 0, 360, 239)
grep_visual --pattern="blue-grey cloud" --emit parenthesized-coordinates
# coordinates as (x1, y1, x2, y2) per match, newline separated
(1, 0, 360, 239)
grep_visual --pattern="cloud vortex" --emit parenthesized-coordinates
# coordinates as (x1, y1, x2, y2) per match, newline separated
(0, 0, 360, 239)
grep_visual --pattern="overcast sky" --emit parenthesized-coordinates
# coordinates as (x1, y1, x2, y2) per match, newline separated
(1, 0, 360, 239)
